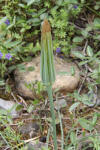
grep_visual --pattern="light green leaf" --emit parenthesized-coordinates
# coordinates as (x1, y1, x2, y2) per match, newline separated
(26, 0, 40, 6)
(0, 79, 5, 86)
(18, 3, 26, 8)
(40, 13, 48, 20)
(27, 66, 35, 71)
(56, 0, 63, 5)
(64, 0, 77, 3)
(92, 113, 97, 126)
(70, 66, 75, 76)
(93, 18, 100, 29)
(73, 36, 84, 43)
(78, 118, 94, 131)
(81, 30, 88, 38)
(69, 102, 80, 112)
(8, 65, 17, 72)
(27, 0, 36, 6)
(17, 64, 26, 72)
(71, 51, 85, 59)
(94, 5, 100, 10)
(70, 132, 77, 145)
(57, 71, 68, 75)
(0, 17, 7, 25)
(87, 45, 93, 57)
(93, 35, 100, 40)
(4, 41, 21, 48)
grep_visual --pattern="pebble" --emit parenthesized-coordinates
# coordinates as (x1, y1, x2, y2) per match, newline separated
(0, 98, 18, 118)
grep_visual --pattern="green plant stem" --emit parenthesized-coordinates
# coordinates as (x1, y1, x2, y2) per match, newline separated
(0, 132, 10, 148)
(46, 128, 51, 149)
(47, 85, 58, 150)
(58, 109, 64, 150)
(86, 5, 100, 17)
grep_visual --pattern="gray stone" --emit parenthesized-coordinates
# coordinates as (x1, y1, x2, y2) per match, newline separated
(19, 122, 40, 138)
(14, 56, 80, 99)
(25, 141, 48, 150)
(54, 99, 67, 110)
(0, 98, 18, 118)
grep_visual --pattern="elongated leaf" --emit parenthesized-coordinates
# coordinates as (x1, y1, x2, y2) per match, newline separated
(70, 132, 77, 145)
(4, 41, 21, 48)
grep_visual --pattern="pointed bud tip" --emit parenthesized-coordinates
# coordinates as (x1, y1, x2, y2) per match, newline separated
(42, 19, 51, 33)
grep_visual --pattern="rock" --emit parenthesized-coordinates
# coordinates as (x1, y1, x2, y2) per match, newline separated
(54, 99, 67, 110)
(0, 98, 18, 118)
(95, 88, 100, 106)
(19, 122, 40, 138)
(25, 141, 48, 150)
(14, 56, 80, 99)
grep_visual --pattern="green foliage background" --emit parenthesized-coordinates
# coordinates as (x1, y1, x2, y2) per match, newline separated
(0, 0, 100, 80)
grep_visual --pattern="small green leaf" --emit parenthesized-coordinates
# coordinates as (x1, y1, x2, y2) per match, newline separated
(0, 79, 5, 86)
(0, 17, 7, 25)
(93, 35, 100, 40)
(16, 104, 24, 111)
(73, 36, 83, 43)
(64, 0, 77, 3)
(27, 0, 36, 6)
(93, 18, 100, 29)
(57, 71, 68, 75)
(87, 45, 93, 57)
(8, 65, 17, 72)
(40, 13, 48, 20)
(70, 66, 75, 76)
(27, 105, 34, 113)
(27, 66, 35, 71)
(71, 51, 85, 59)
(92, 113, 97, 126)
(69, 102, 80, 112)
(17, 64, 26, 72)
(4, 41, 21, 48)
(18, 3, 26, 8)
(81, 30, 88, 38)
(94, 5, 100, 10)
(78, 118, 94, 131)
(56, 0, 63, 5)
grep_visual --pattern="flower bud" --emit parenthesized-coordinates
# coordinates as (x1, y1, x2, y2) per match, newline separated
(40, 19, 55, 85)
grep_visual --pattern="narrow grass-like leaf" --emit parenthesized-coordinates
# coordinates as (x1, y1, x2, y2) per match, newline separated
(40, 19, 57, 150)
